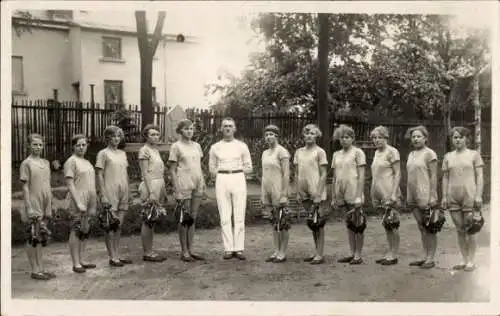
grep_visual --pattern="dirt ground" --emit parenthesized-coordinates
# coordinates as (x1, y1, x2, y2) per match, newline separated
(11, 209, 491, 302)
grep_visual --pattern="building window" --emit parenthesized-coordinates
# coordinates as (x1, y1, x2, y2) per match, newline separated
(12, 56, 24, 93)
(104, 80, 123, 107)
(48, 10, 73, 20)
(102, 37, 122, 59)
(152, 86, 157, 104)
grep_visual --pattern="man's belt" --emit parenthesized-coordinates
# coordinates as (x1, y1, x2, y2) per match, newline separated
(218, 170, 243, 174)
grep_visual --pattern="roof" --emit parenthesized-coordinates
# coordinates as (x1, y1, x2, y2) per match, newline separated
(12, 16, 199, 43)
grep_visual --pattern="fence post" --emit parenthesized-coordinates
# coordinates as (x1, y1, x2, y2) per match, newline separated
(53, 89, 62, 158)
(90, 84, 95, 140)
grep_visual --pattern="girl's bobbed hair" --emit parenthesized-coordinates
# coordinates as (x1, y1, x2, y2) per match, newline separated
(28, 133, 44, 144)
(104, 125, 124, 143)
(449, 126, 471, 139)
(176, 119, 194, 134)
(142, 124, 161, 141)
(302, 124, 322, 138)
(404, 125, 429, 141)
(370, 125, 389, 139)
(264, 124, 280, 137)
(333, 124, 355, 141)
(71, 134, 87, 146)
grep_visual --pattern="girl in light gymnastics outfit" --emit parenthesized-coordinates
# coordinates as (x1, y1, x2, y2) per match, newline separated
(294, 124, 328, 265)
(168, 119, 207, 262)
(331, 125, 367, 265)
(95, 125, 133, 267)
(441, 126, 484, 272)
(20, 133, 57, 280)
(138, 124, 168, 262)
(405, 125, 439, 269)
(370, 126, 402, 266)
(261, 124, 291, 263)
(64, 134, 98, 273)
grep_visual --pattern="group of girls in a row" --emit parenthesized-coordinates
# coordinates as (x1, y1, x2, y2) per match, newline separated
(20, 122, 202, 280)
(19, 120, 483, 281)
(261, 123, 484, 272)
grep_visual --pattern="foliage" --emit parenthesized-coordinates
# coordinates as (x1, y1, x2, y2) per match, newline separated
(111, 106, 141, 142)
(206, 13, 491, 121)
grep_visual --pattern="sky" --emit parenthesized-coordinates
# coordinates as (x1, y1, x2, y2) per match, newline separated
(51, 8, 496, 107)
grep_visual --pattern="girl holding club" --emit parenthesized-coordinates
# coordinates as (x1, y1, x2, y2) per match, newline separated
(168, 119, 207, 262)
(20, 134, 57, 280)
(138, 124, 168, 262)
(331, 125, 367, 265)
(370, 126, 401, 266)
(294, 124, 328, 265)
(441, 126, 484, 272)
(95, 126, 132, 267)
(405, 125, 439, 269)
(64, 134, 98, 273)
(261, 125, 291, 263)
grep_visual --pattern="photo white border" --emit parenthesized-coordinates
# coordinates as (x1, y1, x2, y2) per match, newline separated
(2, 1, 499, 315)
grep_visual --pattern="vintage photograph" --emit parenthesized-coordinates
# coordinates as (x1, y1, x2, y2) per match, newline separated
(2, 0, 497, 312)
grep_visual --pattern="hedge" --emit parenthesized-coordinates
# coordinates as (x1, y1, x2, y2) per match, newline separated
(11, 198, 267, 246)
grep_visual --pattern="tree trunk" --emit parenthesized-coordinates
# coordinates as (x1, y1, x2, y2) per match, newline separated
(443, 93, 452, 152)
(140, 56, 154, 127)
(135, 11, 166, 129)
(472, 73, 481, 153)
(317, 13, 330, 155)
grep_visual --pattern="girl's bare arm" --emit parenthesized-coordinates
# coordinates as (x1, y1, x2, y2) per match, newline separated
(280, 158, 290, 199)
(474, 165, 484, 203)
(139, 160, 153, 198)
(428, 160, 438, 204)
(356, 166, 365, 200)
(391, 161, 401, 200)
(65, 177, 82, 210)
(96, 169, 106, 200)
(317, 165, 328, 201)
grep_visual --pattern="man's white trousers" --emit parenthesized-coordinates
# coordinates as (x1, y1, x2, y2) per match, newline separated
(215, 173, 247, 252)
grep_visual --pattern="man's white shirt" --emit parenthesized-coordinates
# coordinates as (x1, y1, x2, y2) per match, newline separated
(208, 139, 253, 174)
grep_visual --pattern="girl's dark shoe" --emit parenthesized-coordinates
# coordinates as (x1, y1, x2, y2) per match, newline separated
(409, 260, 426, 266)
(380, 258, 398, 265)
(109, 259, 124, 267)
(81, 263, 96, 269)
(190, 253, 205, 261)
(310, 257, 325, 265)
(452, 264, 466, 270)
(72, 266, 86, 273)
(337, 256, 354, 263)
(303, 256, 315, 262)
(42, 271, 56, 279)
(181, 255, 195, 262)
(223, 252, 234, 260)
(350, 258, 363, 265)
(119, 258, 133, 264)
(31, 272, 51, 280)
(143, 255, 166, 262)
(375, 258, 386, 264)
(420, 261, 435, 269)
(273, 257, 287, 263)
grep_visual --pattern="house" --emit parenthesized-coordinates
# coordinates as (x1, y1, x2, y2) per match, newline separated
(11, 10, 203, 108)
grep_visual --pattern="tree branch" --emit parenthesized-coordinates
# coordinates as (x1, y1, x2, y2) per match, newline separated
(135, 11, 149, 58)
(150, 11, 166, 55)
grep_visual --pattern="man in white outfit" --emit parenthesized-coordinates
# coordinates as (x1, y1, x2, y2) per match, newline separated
(209, 118, 252, 260)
